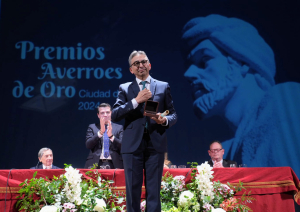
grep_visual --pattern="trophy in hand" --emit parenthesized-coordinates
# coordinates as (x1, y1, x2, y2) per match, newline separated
(160, 110, 169, 118)
(143, 100, 169, 118)
(143, 100, 159, 118)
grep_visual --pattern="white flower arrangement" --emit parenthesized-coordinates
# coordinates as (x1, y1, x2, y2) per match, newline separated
(17, 163, 254, 212)
(195, 161, 215, 201)
(16, 165, 125, 212)
(177, 190, 194, 207)
(62, 202, 77, 212)
(140, 200, 146, 211)
(212, 208, 226, 212)
(40, 205, 59, 212)
(94, 198, 106, 212)
(160, 162, 255, 212)
(63, 166, 83, 205)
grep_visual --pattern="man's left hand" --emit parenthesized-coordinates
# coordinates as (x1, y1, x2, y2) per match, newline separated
(107, 120, 113, 138)
(151, 113, 167, 125)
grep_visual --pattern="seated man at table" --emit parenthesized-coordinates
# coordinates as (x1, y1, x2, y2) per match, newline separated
(208, 141, 237, 168)
(30, 147, 60, 169)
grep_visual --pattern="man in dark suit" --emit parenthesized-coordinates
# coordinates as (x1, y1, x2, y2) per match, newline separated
(30, 147, 60, 169)
(112, 50, 177, 212)
(208, 141, 237, 168)
(85, 103, 123, 169)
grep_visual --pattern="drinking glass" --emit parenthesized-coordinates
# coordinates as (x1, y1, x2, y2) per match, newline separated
(239, 164, 247, 167)
(178, 165, 186, 168)
(170, 165, 177, 169)
(230, 164, 237, 168)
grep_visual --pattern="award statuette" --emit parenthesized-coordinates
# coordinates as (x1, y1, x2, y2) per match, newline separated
(143, 100, 159, 118)
(160, 110, 169, 118)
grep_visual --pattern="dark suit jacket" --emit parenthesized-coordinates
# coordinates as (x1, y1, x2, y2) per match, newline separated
(111, 78, 177, 153)
(208, 159, 238, 167)
(84, 122, 123, 169)
(30, 164, 60, 169)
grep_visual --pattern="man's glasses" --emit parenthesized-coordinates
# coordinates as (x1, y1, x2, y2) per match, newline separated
(130, 60, 148, 67)
(209, 149, 223, 153)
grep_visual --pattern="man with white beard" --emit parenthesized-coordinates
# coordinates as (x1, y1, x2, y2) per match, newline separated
(182, 14, 300, 177)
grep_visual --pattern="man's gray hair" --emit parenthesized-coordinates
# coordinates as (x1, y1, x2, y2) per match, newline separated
(38, 147, 52, 158)
(128, 50, 150, 66)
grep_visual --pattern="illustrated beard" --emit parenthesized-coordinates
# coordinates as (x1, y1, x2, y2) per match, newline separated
(193, 65, 243, 120)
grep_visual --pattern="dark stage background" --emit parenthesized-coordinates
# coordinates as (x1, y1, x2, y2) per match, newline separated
(1, 0, 300, 188)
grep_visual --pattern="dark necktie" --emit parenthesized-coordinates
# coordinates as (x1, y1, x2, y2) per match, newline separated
(141, 81, 147, 90)
(103, 125, 109, 158)
(140, 81, 148, 129)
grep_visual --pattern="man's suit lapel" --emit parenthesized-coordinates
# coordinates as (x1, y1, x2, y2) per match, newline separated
(128, 78, 157, 98)
(111, 122, 117, 135)
(150, 78, 157, 99)
(128, 78, 156, 119)
(129, 80, 140, 98)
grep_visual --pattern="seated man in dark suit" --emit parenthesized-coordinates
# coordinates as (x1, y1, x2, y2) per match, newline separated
(85, 103, 123, 169)
(208, 141, 237, 168)
(30, 147, 60, 169)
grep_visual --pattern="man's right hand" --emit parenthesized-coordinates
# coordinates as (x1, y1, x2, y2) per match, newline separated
(100, 117, 106, 133)
(213, 161, 224, 168)
(135, 89, 152, 104)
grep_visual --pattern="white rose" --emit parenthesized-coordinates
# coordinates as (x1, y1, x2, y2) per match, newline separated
(177, 190, 194, 207)
(40, 205, 59, 212)
(212, 208, 226, 212)
(94, 198, 106, 212)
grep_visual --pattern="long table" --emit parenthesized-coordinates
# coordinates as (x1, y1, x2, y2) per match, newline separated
(1, 167, 299, 211)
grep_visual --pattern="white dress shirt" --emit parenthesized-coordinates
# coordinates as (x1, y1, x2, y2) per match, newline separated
(131, 75, 151, 108)
(97, 129, 112, 160)
(42, 164, 52, 169)
(131, 75, 168, 126)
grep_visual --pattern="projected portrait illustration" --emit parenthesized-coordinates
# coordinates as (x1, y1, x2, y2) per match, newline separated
(182, 14, 300, 176)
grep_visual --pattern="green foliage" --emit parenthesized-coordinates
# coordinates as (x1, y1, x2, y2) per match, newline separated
(64, 163, 72, 168)
(16, 172, 56, 211)
(91, 163, 98, 170)
(16, 167, 126, 212)
(159, 162, 256, 212)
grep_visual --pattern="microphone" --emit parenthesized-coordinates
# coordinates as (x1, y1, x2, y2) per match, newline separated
(36, 152, 44, 169)
(35, 160, 40, 169)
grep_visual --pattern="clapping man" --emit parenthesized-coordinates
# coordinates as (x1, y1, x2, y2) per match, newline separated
(85, 103, 124, 169)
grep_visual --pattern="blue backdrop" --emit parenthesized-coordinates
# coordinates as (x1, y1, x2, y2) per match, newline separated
(1, 0, 300, 181)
